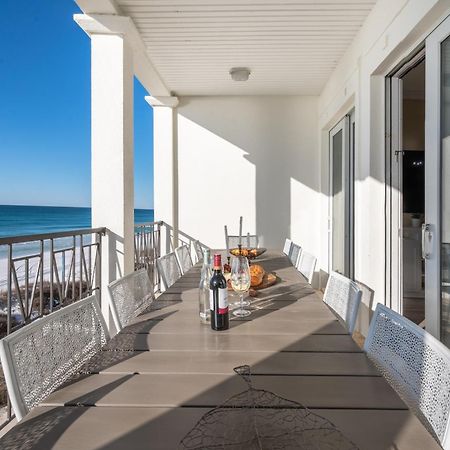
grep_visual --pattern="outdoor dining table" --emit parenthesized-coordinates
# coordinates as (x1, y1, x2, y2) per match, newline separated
(0, 251, 440, 449)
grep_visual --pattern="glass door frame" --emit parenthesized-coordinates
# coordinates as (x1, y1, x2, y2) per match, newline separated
(328, 111, 355, 278)
(424, 16, 450, 339)
(385, 48, 425, 315)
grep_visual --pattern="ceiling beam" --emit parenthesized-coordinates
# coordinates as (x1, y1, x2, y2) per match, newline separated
(75, 0, 121, 15)
(74, 9, 170, 97)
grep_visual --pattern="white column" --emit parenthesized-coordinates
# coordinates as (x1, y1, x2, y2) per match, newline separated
(146, 96, 179, 254)
(91, 33, 134, 327)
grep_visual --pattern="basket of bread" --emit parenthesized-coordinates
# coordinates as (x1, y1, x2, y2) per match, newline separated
(249, 264, 278, 290)
(250, 264, 265, 287)
(227, 263, 277, 294)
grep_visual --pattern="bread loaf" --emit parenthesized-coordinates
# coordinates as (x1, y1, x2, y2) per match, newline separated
(250, 264, 265, 287)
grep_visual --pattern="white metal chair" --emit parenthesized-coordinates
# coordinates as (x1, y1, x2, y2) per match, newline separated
(323, 271, 362, 333)
(283, 238, 292, 256)
(156, 252, 182, 291)
(175, 244, 193, 274)
(288, 242, 302, 267)
(0, 294, 109, 421)
(297, 251, 317, 284)
(107, 268, 154, 332)
(364, 304, 450, 449)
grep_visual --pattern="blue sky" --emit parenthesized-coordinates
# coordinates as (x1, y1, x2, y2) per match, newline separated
(0, 1, 154, 209)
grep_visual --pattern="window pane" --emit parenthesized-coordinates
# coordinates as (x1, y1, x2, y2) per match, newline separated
(440, 35, 450, 346)
(332, 130, 345, 274)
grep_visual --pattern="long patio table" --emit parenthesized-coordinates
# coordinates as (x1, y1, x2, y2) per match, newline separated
(0, 251, 440, 449)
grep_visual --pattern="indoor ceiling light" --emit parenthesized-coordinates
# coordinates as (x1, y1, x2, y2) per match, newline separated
(230, 67, 251, 81)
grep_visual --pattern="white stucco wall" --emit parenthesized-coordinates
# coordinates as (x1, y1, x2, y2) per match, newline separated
(176, 96, 320, 267)
(318, 0, 450, 334)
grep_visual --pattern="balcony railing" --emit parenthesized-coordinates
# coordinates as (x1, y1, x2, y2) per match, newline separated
(134, 221, 162, 291)
(0, 228, 106, 338)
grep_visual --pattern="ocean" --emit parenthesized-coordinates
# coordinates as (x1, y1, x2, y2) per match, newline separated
(0, 205, 154, 238)
(0, 205, 154, 272)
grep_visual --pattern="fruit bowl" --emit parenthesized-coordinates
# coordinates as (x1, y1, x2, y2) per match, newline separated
(229, 247, 267, 259)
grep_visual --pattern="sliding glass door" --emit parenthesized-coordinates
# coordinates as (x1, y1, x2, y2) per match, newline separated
(329, 112, 354, 277)
(425, 16, 450, 344)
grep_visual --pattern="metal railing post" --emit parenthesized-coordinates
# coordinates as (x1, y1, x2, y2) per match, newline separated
(96, 231, 102, 305)
(7, 245, 12, 336)
(39, 240, 44, 316)
(50, 238, 54, 313)
(79, 234, 83, 300)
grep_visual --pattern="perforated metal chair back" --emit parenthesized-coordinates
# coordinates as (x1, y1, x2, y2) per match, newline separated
(323, 271, 362, 333)
(283, 238, 292, 256)
(175, 245, 194, 274)
(246, 234, 259, 248)
(0, 294, 109, 421)
(107, 268, 154, 331)
(297, 251, 317, 284)
(156, 252, 182, 291)
(193, 240, 204, 262)
(288, 243, 302, 266)
(226, 234, 259, 250)
(364, 304, 450, 449)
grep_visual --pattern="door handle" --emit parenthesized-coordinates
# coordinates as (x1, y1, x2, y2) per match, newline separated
(422, 223, 432, 259)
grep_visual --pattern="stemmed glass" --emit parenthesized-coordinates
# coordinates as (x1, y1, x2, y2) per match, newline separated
(231, 255, 251, 317)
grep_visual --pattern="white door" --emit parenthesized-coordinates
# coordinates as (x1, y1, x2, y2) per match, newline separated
(425, 16, 450, 344)
(329, 114, 353, 277)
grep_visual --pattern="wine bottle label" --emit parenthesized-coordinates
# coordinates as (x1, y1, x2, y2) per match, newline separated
(210, 288, 228, 314)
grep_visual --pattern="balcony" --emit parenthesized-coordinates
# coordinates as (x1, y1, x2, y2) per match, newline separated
(2, 0, 450, 448)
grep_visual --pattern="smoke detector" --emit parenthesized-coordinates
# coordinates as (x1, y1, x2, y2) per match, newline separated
(230, 67, 251, 81)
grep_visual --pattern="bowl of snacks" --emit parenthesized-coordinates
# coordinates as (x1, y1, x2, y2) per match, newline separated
(229, 247, 267, 259)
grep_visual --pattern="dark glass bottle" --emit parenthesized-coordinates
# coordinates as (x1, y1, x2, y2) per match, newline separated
(210, 254, 229, 331)
(224, 256, 231, 274)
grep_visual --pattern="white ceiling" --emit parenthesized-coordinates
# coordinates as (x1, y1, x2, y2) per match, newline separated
(113, 0, 377, 96)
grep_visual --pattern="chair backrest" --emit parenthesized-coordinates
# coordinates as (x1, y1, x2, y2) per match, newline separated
(288, 243, 302, 266)
(297, 251, 317, 284)
(226, 235, 259, 250)
(156, 252, 182, 291)
(246, 234, 259, 248)
(364, 304, 450, 448)
(283, 238, 292, 256)
(0, 294, 109, 421)
(107, 269, 154, 332)
(193, 240, 204, 262)
(323, 271, 362, 333)
(227, 234, 259, 249)
(175, 245, 193, 274)
(225, 225, 259, 251)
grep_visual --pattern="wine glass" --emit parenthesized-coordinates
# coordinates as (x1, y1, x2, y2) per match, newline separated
(230, 255, 251, 317)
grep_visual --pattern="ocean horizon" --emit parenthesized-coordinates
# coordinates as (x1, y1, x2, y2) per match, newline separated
(0, 204, 154, 239)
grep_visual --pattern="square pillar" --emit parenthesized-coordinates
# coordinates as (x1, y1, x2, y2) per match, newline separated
(146, 96, 179, 254)
(91, 34, 134, 327)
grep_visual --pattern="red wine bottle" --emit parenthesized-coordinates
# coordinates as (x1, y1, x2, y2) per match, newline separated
(210, 254, 229, 331)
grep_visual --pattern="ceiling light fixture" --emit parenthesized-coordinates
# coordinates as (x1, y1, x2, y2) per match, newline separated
(230, 67, 251, 81)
